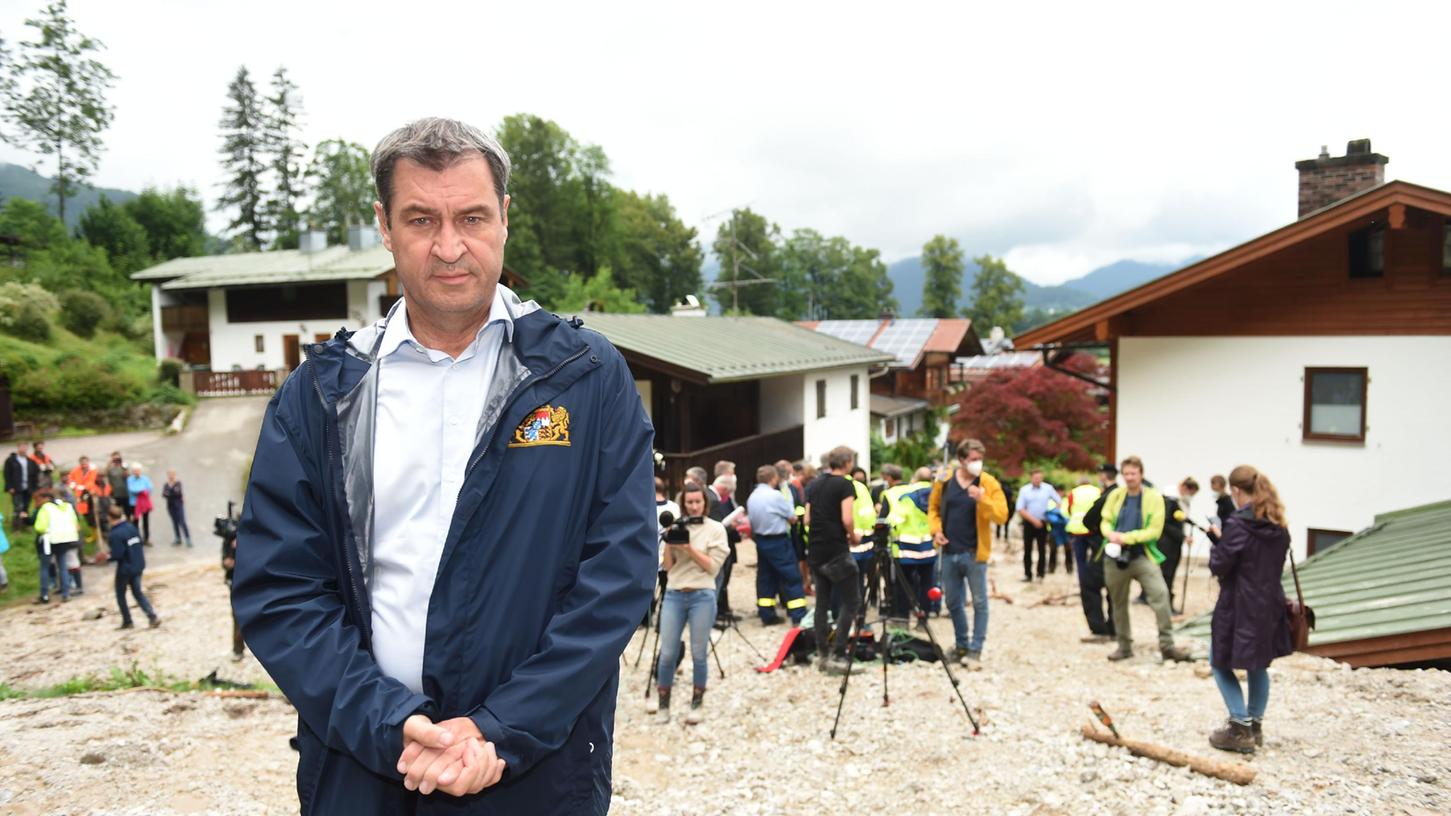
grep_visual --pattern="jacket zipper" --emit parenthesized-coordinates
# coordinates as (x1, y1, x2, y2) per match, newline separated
(309, 364, 370, 649)
(464, 346, 590, 478)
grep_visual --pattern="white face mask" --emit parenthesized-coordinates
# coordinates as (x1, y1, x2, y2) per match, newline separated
(965, 460, 983, 477)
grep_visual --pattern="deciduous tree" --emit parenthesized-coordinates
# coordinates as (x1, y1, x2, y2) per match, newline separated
(610, 190, 702, 313)
(76, 195, 149, 273)
(965, 253, 1025, 332)
(306, 139, 373, 245)
(0, 0, 116, 223)
(710, 208, 779, 315)
(950, 354, 1107, 479)
(919, 235, 964, 317)
(126, 187, 206, 260)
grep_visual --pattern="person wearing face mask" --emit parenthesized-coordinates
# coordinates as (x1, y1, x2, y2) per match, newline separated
(1206, 474, 1234, 542)
(927, 439, 1009, 665)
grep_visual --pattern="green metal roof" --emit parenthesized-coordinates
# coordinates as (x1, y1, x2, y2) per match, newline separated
(1180, 499, 1451, 648)
(131, 245, 394, 290)
(574, 314, 895, 384)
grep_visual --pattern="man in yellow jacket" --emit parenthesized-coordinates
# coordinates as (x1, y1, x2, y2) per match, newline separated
(927, 439, 1009, 665)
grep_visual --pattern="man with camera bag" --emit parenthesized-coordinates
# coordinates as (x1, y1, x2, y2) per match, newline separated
(1099, 456, 1191, 663)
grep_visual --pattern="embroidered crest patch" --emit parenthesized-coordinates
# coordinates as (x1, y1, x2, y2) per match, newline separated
(509, 404, 571, 447)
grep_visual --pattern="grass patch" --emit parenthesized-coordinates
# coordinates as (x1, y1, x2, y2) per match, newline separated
(0, 663, 282, 700)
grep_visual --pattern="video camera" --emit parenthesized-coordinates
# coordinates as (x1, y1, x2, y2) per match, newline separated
(658, 511, 703, 545)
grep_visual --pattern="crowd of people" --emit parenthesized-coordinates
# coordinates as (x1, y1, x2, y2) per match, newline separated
(649, 442, 1297, 755)
(0, 441, 194, 630)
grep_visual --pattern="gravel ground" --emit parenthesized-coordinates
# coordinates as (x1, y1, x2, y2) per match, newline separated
(1, 539, 1447, 815)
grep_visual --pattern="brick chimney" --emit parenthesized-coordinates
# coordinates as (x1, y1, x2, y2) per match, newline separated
(1295, 139, 1389, 218)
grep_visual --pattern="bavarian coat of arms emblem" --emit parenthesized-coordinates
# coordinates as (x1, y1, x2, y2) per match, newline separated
(509, 404, 571, 447)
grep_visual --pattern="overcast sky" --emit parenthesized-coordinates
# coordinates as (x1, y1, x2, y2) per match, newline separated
(2, 0, 1446, 284)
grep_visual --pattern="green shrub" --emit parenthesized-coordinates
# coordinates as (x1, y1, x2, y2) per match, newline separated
(157, 357, 183, 386)
(59, 290, 112, 339)
(7, 303, 52, 342)
(12, 363, 144, 412)
(148, 382, 194, 406)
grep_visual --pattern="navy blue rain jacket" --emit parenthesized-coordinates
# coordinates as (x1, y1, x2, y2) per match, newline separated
(107, 520, 146, 577)
(231, 307, 657, 814)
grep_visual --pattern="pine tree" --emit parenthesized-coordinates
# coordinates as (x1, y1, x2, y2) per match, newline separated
(0, 0, 116, 223)
(217, 66, 269, 251)
(263, 66, 306, 249)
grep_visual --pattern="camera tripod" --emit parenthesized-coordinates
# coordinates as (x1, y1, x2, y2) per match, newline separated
(828, 526, 981, 738)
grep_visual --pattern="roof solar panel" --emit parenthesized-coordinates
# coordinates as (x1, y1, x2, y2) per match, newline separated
(814, 320, 881, 346)
(873, 319, 936, 365)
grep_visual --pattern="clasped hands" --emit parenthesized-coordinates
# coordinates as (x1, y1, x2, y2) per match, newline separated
(398, 714, 507, 796)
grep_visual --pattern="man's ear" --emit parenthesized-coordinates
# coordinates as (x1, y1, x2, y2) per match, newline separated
(375, 202, 392, 252)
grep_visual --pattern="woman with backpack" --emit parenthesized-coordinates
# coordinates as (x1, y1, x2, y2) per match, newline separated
(1207, 464, 1293, 754)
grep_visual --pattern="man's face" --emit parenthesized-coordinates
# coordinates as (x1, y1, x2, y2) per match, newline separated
(683, 491, 706, 517)
(1030, 471, 1043, 487)
(79, 457, 89, 469)
(959, 450, 983, 467)
(376, 156, 509, 328)
(17, 444, 27, 456)
(1121, 465, 1143, 491)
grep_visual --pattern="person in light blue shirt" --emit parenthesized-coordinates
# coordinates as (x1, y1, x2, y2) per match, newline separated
(1015, 469, 1060, 581)
(746, 464, 806, 624)
(126, 464, 155, 546)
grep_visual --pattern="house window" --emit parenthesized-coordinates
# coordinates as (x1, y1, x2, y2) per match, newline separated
(815, 379, 826, 419)
(1307, 528, 1353, 557)
(884, 418, 896, 438)
(850, 374, 859, 410)
(1442, 222, 1451, 273)
(1304, 367, 1367, 442)
(1348, 227, 1384, 279)
(254, 335, 265, 353)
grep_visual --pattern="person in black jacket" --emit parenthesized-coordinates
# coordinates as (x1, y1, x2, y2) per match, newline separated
(4, 443, 41, 529)
(1077, 463, 1118, 642)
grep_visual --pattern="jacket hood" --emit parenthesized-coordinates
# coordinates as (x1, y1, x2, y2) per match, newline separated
(1231, 506, 1291, 539)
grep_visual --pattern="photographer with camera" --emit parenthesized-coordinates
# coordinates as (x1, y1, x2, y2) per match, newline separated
(655, 484, 730, 725)
(217, 503, 243, 660)
(1099, 456, 1191, 663)
(805, 446, 862, 676)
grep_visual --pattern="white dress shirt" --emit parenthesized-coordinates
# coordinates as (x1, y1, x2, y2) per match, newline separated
(370, 290, 514, 694)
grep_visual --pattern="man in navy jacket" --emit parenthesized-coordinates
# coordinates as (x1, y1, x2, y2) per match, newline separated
(231, 117, 657, 815)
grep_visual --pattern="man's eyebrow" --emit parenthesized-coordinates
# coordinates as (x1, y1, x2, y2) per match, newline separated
(396, 203, 441, 218)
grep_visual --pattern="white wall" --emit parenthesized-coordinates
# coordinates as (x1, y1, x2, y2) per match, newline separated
(1118, 336, 1450, 560)
(207, 285, 373, 370)
(759, 374, 804, 434)
(800, 366, 872, 474)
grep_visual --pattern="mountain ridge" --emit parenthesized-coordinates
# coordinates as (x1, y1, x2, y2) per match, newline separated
(0, 162, 138, 229)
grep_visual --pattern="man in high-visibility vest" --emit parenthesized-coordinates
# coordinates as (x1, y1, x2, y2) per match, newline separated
(33, 487, 82, 603)
(1099, 456, 1191, 663)
(885, 466, 936, 616)
(1064, 474, 1112, 640)
(849, 470, 879, 617)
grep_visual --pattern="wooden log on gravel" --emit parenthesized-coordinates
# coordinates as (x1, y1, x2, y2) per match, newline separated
(1079, 724, 1256, 786)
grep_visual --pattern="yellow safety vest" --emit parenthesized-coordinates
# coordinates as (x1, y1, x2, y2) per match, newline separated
(1065, 484, 1102, 535)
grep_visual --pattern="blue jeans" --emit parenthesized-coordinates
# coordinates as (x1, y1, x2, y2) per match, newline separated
(657, 588, 716, 690)
(168, 505, 191, 544)
(942, 551, 988, 652)
(1210, 647, 1270, 722)
(37, 541, 74, 600)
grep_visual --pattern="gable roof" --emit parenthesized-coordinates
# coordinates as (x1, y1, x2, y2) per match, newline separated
(1179, 499, 1451, 668)
(132, 246, 395, 290)
(576, 314, 894, 385)
(799, 317, 983, 368)
(1016, 181, 1451, 347)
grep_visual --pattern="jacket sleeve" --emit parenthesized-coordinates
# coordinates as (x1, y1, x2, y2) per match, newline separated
(927, 478, 945, 535)
(33, 504, 50, 534)
(1209, 517, 1247, 578)
(469, 353, 656, 776)
(982, 476, 1009, 525)
(230, 390, 431, 779)
(1099, 492, 1118, 539)
(1121, 492, 1166, 545)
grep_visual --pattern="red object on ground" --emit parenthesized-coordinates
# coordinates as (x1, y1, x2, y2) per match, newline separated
(755, 626, 803, 673)
(927, 587, 943, 602)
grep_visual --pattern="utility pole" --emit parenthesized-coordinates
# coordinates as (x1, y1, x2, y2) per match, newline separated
(708, 208, 774, 313)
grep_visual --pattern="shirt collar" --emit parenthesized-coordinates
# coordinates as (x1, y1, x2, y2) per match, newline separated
(378, 286, 516, 361)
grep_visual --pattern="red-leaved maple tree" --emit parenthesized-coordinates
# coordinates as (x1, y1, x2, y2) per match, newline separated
(950, 353, 1108, 479)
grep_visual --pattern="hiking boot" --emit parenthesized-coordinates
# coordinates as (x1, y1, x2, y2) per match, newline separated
(1208, 719, 1256, 754)
(1107, 646, 1134, 661)
(34, 595, 49, 605)
(962, 650, 983, 671)
(760, 616, 784, 627)
(1251, 719, 1263, 747)
(655, 688, 671, 724)
(951, 646, 970, 663)
(685, 688, 705, 726)
(148, 616, 162, 629)
(1160, 644, 1192, 663)
(117, 621, 134, 630)
(822, 655, 852, 676)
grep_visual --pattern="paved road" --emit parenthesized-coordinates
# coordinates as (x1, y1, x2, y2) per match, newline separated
(41, 397, 269, 569)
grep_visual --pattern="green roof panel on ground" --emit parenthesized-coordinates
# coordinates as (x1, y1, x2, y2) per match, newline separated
(575, 314, 895, 383)
(1179, 499, 1451, 651)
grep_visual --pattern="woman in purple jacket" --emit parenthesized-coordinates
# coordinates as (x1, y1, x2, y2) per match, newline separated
(1207, 465, 1292, 754)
